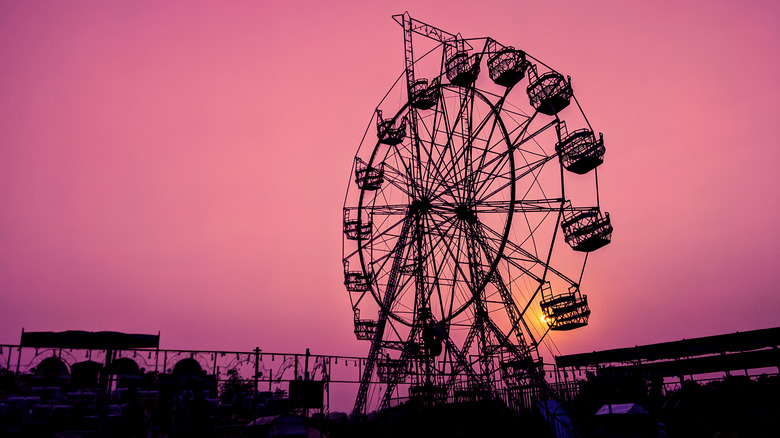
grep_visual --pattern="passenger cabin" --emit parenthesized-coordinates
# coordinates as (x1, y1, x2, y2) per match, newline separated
(540, 283, 591, 331)
(343, 209, 371, 240)
(409, 78, 439, 110)
(376, 109, 406, 145)
(445, 39, 481, 87)
(353, 309, 376, 341)
(377, 358, 406, 383)
(453, 383, 488, 403)
(526, 65, 573, 116)
(409, 384, 447, 404)
(343, 260, 370, 292)
(560, 202, 613, 252)
(555, 121, 605, 174)
(354, 158, 384, 191)
(487, 41, 530, 88)
(500, 351, 543, 385)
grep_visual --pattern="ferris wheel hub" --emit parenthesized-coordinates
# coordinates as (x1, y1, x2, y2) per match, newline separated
(409, 198, 432, 215)
(454, 204, 478, 223)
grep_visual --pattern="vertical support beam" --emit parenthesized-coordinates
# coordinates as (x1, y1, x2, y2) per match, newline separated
(352, 217, 413, 417)
(254, 347, 261, 393)
(154, 332, 160, 373)
(305, 348, 310, 381)
(16, 328, 24, 375)
(254, 347, 262, 418)
(401, 12, 416, 99)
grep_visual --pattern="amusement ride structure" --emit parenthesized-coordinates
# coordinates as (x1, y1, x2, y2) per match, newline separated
(342, 13, 613, 417)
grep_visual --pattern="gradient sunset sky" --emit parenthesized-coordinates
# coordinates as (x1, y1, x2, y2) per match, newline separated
(1, 0, 779, 363)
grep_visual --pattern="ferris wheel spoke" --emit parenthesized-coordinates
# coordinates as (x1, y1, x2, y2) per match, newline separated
(459, 90, 499, 158)
(423, 213, 477, 319)
(474, 234, 542, 297)
(418, 98, 453, 198)
(471, 157, 515, 202)
(425, 227, 456, 322)
(416, 109, 454, 200)
(512, 115, 558, 152)
(474, 167, 515, 201)
(383, 273, 417, 316)
(421, 93, 452, 194)
(467, 221, 537, 352)
(366, 226, 408, 272)
(373, 216, 421, 318)
(364, 217, 412, 285)
(465, 89, 509, 152)
(498, 112, 535, 142)
(364, 198, 558, 218)
(472, 117, 556, 190)
(381, 156, 417, 198)
(468, 114, 503, 191)
(365, 203, 410, 216)
(421, 213, 468, 279)
(484, 223, 577, 286)
(428, 90, 503, 204)
(423, 214, 471, 320)
(342, 209, 404, 265)
(447, 222, 470, 319)
(426, 88, 475, 200)
(420, 214, 453, 318)
(351, 287, 374, 310)
(474, 199, 563, 214)
(469, 222, 504, 263)
(478, 154, 556, 202)
(418, 136, 461, 203)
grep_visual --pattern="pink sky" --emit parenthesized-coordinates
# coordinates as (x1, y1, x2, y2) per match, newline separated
(1, 0, 779, 367)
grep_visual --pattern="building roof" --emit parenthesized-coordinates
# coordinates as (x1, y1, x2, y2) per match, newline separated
(555, 326, 780, 369)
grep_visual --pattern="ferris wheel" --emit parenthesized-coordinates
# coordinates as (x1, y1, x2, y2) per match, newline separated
(342, 12, 613, 416)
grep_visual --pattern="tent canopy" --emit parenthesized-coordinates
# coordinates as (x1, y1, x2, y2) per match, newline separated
(21, 330, 159, 350)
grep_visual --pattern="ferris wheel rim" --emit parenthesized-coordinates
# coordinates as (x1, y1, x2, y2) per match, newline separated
(353, 83, 519, 327)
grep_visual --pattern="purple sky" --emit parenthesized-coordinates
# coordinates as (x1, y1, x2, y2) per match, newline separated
(1, 0, 779, 364)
